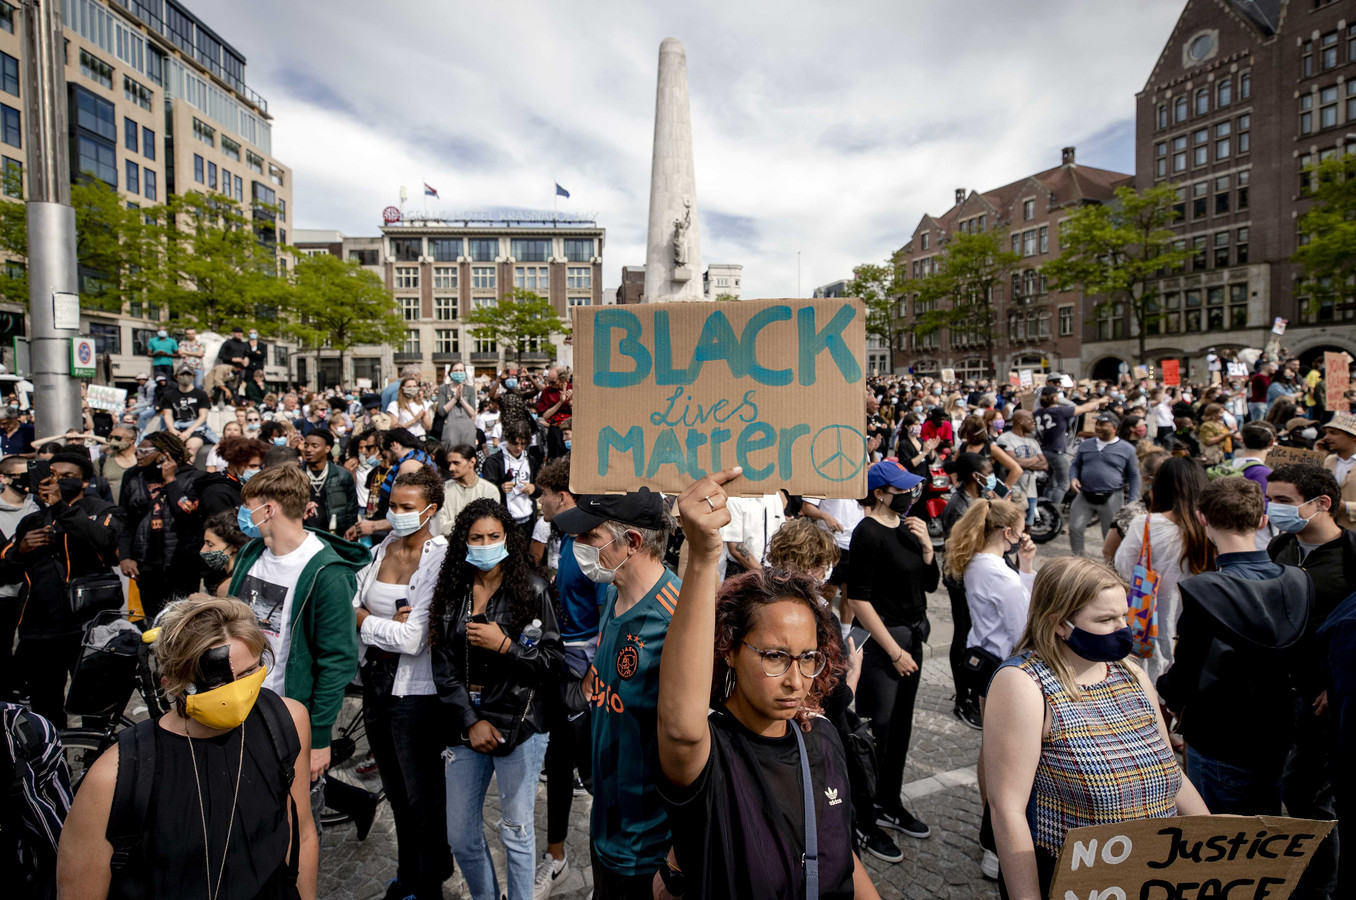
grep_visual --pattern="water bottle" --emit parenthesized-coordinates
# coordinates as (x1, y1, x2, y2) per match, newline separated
(519, 618, 542, 649)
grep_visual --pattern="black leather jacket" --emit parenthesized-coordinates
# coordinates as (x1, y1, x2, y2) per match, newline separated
(431, 571, 561, 752)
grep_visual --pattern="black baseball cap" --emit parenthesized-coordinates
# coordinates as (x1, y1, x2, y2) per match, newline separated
(554, 488, 667, 534)
(1096, 412, 1121, 426)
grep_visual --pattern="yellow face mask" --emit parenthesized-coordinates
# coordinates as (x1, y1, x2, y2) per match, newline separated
(184, 665, 266, 731)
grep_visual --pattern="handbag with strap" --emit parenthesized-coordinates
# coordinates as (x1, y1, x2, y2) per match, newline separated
(66, 573, 124, 622)
(1127, 514, 1160, 659)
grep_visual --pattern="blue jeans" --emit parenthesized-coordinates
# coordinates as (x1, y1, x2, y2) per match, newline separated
(1042, 450, 1070, 500)
(1185, 745, 1282, 816)
(1025, 495, 1037, 526)
(444, 730, 549, 900)
(1248, 402, 1268, 423)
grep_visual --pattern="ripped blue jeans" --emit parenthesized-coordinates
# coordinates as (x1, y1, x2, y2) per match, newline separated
(443, 731, 549, 900)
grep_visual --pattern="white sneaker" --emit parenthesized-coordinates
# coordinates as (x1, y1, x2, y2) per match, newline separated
(981, 849, 1000, 880)
(533, 851, 568, 899)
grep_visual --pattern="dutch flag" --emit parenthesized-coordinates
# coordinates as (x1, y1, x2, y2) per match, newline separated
(424, 183, 439, 199)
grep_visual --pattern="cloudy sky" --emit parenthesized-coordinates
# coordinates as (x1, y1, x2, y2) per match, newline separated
(195, 0, 1185, 298)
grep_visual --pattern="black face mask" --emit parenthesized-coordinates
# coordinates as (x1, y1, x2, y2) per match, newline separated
(57, 477, 85, 502)
(885, 489, 917, 516)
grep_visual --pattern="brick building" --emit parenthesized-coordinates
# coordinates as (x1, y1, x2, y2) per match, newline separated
(893, 148, 1129, 380)
(1083, 0, 1356, 380)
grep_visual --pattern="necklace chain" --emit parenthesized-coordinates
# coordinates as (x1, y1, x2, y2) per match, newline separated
(186, 720, 246, 900)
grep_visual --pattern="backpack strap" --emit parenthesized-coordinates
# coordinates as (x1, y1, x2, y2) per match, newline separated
(106, 720, 156, 883)
(253, 690, 299, 791)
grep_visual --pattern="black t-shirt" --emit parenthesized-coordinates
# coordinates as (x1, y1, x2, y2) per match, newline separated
(216, 337, 249, 367)
(155, 387, 209, 426)
(845, 516, 939, 625)
(304, 468, 330, 530)
(1033, 403, 1077, 453)
(661, 707, 855, 900)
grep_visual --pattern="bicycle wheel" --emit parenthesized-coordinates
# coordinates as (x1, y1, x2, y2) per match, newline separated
(59, 729, 115, 792)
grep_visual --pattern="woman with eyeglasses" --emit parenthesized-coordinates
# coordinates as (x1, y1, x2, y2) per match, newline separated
(657, 467, 879, 899)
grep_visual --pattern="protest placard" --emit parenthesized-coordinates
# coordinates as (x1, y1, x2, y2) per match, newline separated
(571, 298, 868, 497)
(1019, 369, 1034, 388)
(1133, 365, 1149, 380)
(86, 384, 126, 413)
(1009, 370, 1021, 388)
(1161, 360, 1180, 387)
(1272, 317, 1288, 335)
(941, 367, 956, 384)
(1268, 445, 1328, 468)
(1325, 351, 1350, 413)
(1226, 362, 1247, 379)
(1050, 815, 1333, 900)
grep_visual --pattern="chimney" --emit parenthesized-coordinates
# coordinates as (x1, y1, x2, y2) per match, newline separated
(954, 187, 966, 207)
(1062, 146, 1076, 166)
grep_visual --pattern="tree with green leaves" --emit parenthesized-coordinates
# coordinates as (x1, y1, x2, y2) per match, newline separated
(845, 261, 901, 367)
(1044, 184, 1192, 365)
(1293, 153, 1356, 316)
(286, 250, 405, 378)
(464, 287, 567, 366)
(911, 230, 1020, 375)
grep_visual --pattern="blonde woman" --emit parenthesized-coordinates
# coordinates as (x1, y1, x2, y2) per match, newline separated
(57, 596, 317, 899)
(983, 558, 1206, 900)
(387, 376, 433, 438)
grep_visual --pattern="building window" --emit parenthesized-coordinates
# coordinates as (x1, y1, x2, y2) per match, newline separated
(1300, 93, 1314, 135)
(433, 266, 457, 290)
(402, 330, 420, 354)
(0, 3, 12, 34)
(429, 238, 462, 261)
(1237, 114, 1249, 154)
(1175, 95, 1188, 122)
(977, 214, 986, 232)
(399, 297, 420, 321)
(1039, 225, 1048, 254)
(217, 135, 240, 162)
(435, 329, 458, 354)
(1155, 141, 1167, 177)
(1320, 85, 1339, 129)
(1022, 230, 1036, 256)
(144, 168, 156, 201)
(472, 266, 495, 289)
(919, 232, 930, 251)
(125, 160, 139, 195)
(233, 174, 242, 203)
(1, 155, 18, 197)
(123, 76, 151, 111)
(1214, 231, 1230, 267)
(1195, 88, 1209, 115)
(1192, 236, 1207, 270)
(1237, 227, 1249, 264)
(1215, 190, 1230, 215)
(434, 296, 457, 320)
(0, 51, 15, 97)
(567, 296, 590, 308)
(79, 50, 113, 90)
(1157, 104, 1167, 129)
(124, 117, 137, 152)
(1097, 303, 1126, 340)
(474, 335, 496, 354)
(1322, 32, 1339, 70)
(564, 238, 593, 261)
(1302, 40, 1314, 78)
(193, 154, 203, 184)
(1023, 199, 1035, 221)
(1229, 284, 1248, 328)
(1058, 305, 1074, 336)
(390, 237, 421, 261)
(1171, 135, 1187, 172)
(1192, 181, 1208, 219)
(1300, 153, 1314, 192)
(1240, 71, 1251, 99)
(72, 88, 117, 184)
(1217, 78, 1231, 108)
(567, 266, 592, 289)
(246, 151, 263, 175)
(207, 161, 217, 190)
(515, 265, 548, 291)
(510, 239, 549, 262)
(394, 266, 418, 289)
(89, 322, 121, 355)
(469, 239, 497, 261)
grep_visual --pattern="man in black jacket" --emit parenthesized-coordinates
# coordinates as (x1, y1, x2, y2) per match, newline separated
(479, 421, 542, 543)
(1159, 478, 1312, 816)
(0, 452, 123, 726)
(299, 430, 358, 534)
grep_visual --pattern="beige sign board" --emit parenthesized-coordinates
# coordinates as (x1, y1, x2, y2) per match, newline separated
(1325, 351, 1350, 413)
(570, 298, 868, 497)
(1051, 815, 1334, 900)
(1268, 445, 1327, 468)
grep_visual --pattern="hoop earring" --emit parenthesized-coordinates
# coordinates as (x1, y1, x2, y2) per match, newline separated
(723, 666, 736, 699)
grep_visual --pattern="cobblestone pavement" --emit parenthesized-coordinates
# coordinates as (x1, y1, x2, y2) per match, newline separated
(319, 529, 1102, 900)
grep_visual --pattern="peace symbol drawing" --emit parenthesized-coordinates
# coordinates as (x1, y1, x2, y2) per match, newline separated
(810, 424, 867, 483)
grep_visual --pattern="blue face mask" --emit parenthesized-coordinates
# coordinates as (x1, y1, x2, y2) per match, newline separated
(980, 473, 997, 492)
(503, 378, 518, 390)
(240, 467, 260, 483)
(364, 455, 382, 468)
(466, 540, 509, 571)
(564, 439, 571, 450)
(237, 504, 266, 539)
(272, 437, 287, 447)
(1062, 621, 1133, 662)
(450, 371, 467, 383)
(1267, 498, 1318, 534)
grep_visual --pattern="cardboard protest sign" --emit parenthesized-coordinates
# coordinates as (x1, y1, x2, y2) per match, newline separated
(571, 298, 868, 497)
(1051, 815, 1333, 900)
(1325, 351, 1350, 413)
(86, 384, 126, 413)
(1268, 445, 1327, 468)
(1162, 360, 1181, 387)
(941, 367, 956, 384)
(1009, 370, 1021, 388)
(1227, 362, 1247, 379)
(1133, 365, 1149, 380)
(1019, 369, 1034, 388)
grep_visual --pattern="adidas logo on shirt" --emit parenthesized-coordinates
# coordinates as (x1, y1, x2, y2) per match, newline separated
(824, 786, 842, 806)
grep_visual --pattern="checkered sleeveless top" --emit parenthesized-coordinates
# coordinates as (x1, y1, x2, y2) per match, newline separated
(1003, 653, 1180, 853)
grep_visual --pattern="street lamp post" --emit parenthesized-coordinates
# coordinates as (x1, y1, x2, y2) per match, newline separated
(21, 0, 81, 435)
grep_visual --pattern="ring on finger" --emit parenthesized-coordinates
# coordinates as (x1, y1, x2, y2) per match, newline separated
(704, 495, 716, 511)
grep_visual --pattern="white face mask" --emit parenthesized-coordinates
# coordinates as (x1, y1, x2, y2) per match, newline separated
(386, 504, 431, 537)
(574, 536, 627, 584)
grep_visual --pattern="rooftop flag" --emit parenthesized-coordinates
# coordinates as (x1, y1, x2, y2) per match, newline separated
(555, 183, 570, 199)
(424, 183, 439, 199)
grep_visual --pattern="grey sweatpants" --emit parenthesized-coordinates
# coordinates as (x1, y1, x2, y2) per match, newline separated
(1068, 490, 1123, 557)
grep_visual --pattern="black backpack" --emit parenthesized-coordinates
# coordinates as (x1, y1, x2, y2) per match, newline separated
(105, 690, 299, 900)
(1, 703, 73, 900)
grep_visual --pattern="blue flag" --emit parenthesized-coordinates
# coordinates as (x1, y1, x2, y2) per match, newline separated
(555, 183, 570, 199)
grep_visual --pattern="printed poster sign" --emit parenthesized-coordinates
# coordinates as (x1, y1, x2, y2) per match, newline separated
(1325, 351, 1350, 413)
(1227, 362, 1248, 378)
(1019, 369, 1034, 388)
(1161, 359, 1181, 387)
(1009, 370, 1021, 388)
(1272, 317, 1288, 335)
(941, 367, 956, 384)
(571, 297, 868, 497)
(1051, 816, 1333, 900)
(1133, 365, 1149, 380)
(86, 384, 127, 413)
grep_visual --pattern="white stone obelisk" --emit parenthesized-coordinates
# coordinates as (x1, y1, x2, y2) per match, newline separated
(644, 38, 704, 302)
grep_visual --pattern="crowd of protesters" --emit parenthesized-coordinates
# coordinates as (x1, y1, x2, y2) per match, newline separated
(0, 334, 1353, 900)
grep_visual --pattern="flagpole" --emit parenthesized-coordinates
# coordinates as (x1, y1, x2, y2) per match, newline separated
(553, 182, 557, 224)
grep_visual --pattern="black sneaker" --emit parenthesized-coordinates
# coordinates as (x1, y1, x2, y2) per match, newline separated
(954, 700, 983, 731)
(876, 806, 932, 839)
(854, 825, 904, 863)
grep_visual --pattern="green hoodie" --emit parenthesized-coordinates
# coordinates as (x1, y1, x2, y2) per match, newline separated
(228, 527, 370, 748)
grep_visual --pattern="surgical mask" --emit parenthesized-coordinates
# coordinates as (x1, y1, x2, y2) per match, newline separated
(57, 477, 85, 502)
(1062, 621, 1134, 663)
(466, 540, 509, 571)
(1300, 427, 1318, 442)
(248, 331, 259, 340)
(450, 371, 467, 383)
(575, 537, 628, 584)
(157, 329, 168, 338)
(908, 425, 922, 437)
(564, 439, 572, 449)
(504, 378, 518, 389)
(271, 437, 287, 447)
(185, 665, 266, 731)
(912, 406, 923, 414)
(387, 504, 431, 537)
(979, 473, 997, 492)
(932, 386, 942, 395)
(402, 386, 418, 398)
(1267, 498, 1318, 534)
(364, 454, 382, 468)
(240, 467, 260, 483)
(237, 504, 267, 539)
(246, 422, 260, 431)
(200, 549, 231, 571)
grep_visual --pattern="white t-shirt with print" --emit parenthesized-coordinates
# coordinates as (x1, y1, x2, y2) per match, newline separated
(237, 533, 325, 695)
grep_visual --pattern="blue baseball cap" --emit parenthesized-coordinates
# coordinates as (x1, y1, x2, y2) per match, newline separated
(867, 459, 923, 493)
